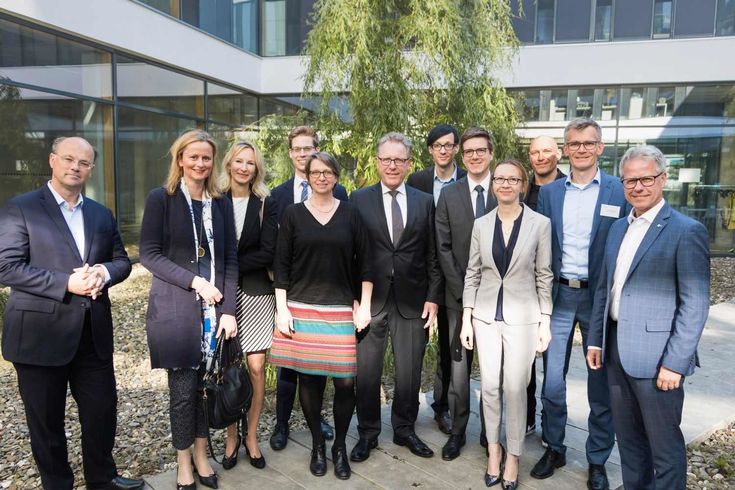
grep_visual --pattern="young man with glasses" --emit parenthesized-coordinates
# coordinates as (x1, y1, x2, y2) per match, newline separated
(406, 124, 467, 435)
(269, 126, 348, 450)
(532, 118, 629, 490)
(435, 127, 497, 460)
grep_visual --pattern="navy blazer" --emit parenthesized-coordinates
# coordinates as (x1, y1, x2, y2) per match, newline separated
(589, 203, 710, 378)
(227, 193, 278, 295)
(406, 165, 467, 199)
(139, 187, 238, 369)
(536, 169, 630, 301)
(0, 186, 131, 366)
(271, 177, 349, 223)
(350, 183, 442, 318)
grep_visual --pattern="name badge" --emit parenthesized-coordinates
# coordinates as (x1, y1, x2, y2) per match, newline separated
(600, 204, 621, 218)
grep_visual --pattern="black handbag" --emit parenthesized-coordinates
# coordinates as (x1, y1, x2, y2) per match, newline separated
(201, 336, 252, 462)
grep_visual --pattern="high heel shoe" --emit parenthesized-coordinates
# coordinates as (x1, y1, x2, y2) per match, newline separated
(310, 444, 327, 476)
(246, 444, 266, 469)
(502, 450, 519, 490)
(484, 444, 506, 487)
(176, 482, 196, 490)
(221, 435, 241, 470)
(191, 458, 218, 489)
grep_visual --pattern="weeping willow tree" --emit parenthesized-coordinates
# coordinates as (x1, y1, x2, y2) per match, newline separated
(247, 0, 522, 189)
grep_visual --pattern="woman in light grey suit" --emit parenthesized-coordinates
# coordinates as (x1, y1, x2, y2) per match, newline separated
(459, 159, 553, 489)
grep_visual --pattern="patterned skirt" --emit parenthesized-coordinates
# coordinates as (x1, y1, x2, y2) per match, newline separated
(235, 289, 275, 353)
(270, 301, 356, 378)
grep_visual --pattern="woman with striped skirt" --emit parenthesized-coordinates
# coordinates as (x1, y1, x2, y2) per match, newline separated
(271, 152, 373, 480)
(221, 140, 278, 470)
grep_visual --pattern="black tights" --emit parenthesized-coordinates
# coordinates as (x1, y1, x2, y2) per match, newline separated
(298, 373, 355, 449)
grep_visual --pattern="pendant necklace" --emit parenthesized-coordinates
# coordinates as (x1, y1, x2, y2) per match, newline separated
(197, 207, 206, 258)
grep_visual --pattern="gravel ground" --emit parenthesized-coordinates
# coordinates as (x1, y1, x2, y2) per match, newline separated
(0, 258, 733, 489)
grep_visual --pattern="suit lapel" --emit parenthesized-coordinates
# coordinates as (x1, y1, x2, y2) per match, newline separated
(551, 183, 565, 250)
(40, 186, 83, 263)
(237, 195, 260, 251)
(506, 205, 532, 273)
(371, 184, 393, 246)
(484, 209, 501, 278)
(606, 221, 628, 287)
(398, 187, 419, 249)
(590, 173, 612, 241)
(457, 178, 475, 219)
(82, 202, 94, 263)
(625, 204, 670, 282)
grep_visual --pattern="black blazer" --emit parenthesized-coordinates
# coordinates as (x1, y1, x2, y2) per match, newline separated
(0, 186, 131, 366)
(406, 165, 467, 197)
(139, 187, 238, 369)
(271, 177, 349, 223)
(350, 183, 442, 319)
(435, 177, 498, 310)
(227, 193, 278, 295)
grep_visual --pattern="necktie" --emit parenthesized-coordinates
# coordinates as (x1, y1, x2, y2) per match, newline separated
(389, 190, 404, 247)
(475, 185, 486, 219)
(300, 181, 309, 202)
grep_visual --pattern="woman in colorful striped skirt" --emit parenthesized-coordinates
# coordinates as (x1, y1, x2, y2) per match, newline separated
(221, 140, 278, 470)
(271, 152, 373, 480)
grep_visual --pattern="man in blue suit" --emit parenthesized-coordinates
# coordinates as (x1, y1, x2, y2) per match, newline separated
(587, 145, 710, 490)
(532, 118, 627, 490)
(0, 137, 142, 490)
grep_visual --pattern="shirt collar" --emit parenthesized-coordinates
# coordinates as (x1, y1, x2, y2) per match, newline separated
(433, 164, 458, 184)
(565, 168, 601, 190)
(467, 172, 492, 192)
(381, 182, 407, 195)
(294, 175, 308, 188)
(47, 181, 83, 210)
(627, 198, 666, 225)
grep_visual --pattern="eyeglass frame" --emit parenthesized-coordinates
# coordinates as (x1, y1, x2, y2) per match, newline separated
(620, 171, 665, 189)
(461, 147, 490, 158)
(52, 152, 95, 169)
(377, 157, 411, 167)
(308, 170, 337, 179)
(430, 142, 457, 152)
(492, 176, 523, 185)
(564, 140, 600, 152)
(290, 145, 316, 154)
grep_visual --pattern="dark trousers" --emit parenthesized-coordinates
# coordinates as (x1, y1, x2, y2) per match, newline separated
(275, 367, 326, 426)
(527, 358, 537, 427)
(431, 305, 451, 415)
(14, 319, 118, 490)
(607, 323, 686, 490)
(447, 307, 485, 437)
(167, 366, 208, 450)
(356, 291, 427, 439)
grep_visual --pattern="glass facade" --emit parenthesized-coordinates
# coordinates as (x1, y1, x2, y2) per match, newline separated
(513, 83, 735, 253)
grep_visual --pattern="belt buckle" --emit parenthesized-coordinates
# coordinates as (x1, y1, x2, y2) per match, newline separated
(568, 279, 581, 289)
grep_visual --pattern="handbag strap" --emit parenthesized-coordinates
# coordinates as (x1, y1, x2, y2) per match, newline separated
(202, 406, 241, 465)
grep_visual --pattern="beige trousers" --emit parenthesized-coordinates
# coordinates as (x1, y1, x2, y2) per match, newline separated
(473, 318, 537, 456)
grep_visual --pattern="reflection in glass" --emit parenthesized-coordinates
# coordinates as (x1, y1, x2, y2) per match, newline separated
(596, 88, 618, 120)
(676, 85, 735, 118)
(116, 55, 204, 118)
(259, 96, 300, 117)
(207, 82, 258, 126)
(234, 0, 260, 53)
(536, 0, 555, 44)
(263, 0, 287, 56)
(0, 18, 112, 99)
(138, 0, 174, 15)
(716, 0, 735, 36)
(550, 89, 567, 121)
(594, 0, 613, 41)
(653, 0, 673, 38)
(574, 89, 594, 118)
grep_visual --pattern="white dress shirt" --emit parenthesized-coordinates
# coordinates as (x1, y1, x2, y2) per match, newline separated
(467, 172, 492, 210)
(381, 182, 408, 242)
(293, 175, 311, 203)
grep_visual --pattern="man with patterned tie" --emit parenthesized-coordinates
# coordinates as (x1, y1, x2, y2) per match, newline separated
(435, 127, 497, 460)
(350, 132, 442, 462)
(269, 126, 348, 450)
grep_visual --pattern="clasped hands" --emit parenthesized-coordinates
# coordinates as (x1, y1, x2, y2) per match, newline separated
(67, 263, 106, 299)
(458, 311, 552, 353)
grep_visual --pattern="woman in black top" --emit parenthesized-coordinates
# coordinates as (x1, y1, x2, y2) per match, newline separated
(459, 160, 553, 489)
(140, 129, 238, 490)
(270, 152, 372, 480)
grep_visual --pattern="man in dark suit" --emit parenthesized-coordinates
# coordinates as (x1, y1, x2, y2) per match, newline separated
(532, 118, 628, 490)
(0, 137, 142, 490)
(406, 124, 466, 435)
(269, 126, 347, 450)
(587, 145, 709, 490)
(523, 135, 566, 437)
(350, 132, 442, 462)
(435, 127, 497, 460)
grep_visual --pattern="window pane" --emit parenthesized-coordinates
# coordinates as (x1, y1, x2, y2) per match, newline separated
(263, 0, 287, 56)
(594, 0, 613, 40)
(676, 84, 735, 118)
(536, 0, 555, 44)
(716, 0, 735, 36)
(180, 0, 233, 44)
(549, 89, 568, 121)
(653, 0, 673, 38)
(285, 0, 316, 55)
(0, 18, 112, 99)
(573, 89, 594, 118)
(674, 0, 716, 37)
(555, 0, 591, 42)
(614, 0, 654, 39)
(138, 0, 175, 15)
(207, 82, 258, 126)
(259, 96, 300, 117)
(116, 55, 204, 118)
(510, 0, 536, 44)
(234, 0, 259, 53)
(513, 89, 541, 121)
(0, 83, 113, 208)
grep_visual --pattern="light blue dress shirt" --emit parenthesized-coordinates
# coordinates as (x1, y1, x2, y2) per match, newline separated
(432, 164, 458, 205)
(560, 169, 601, 281)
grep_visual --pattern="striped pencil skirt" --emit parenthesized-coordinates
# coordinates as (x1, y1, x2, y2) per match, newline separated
(270, 301, 356, 378)
(235, 289, 275, 353)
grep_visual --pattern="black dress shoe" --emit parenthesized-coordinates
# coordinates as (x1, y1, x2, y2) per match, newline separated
(350, 437, 379, 462)
(441, 434, 466, 461)
(191, 459, 218, 489)
(310, 444, 327, 476)
(246, 445, 266, 469)
(588, 464, 609, 490)
(269, 423, 289, 451)
(530, 447, 566, 479)
(502, 479, 519, 490)
(176, 482, 196, 490)
(393, 433, 434, 458)
(320, 417, 334, 441)
(332, 445, 352, 480)
(88, 476, 145, 490)
(221, 438, 240, 470)
(434, 411, 452, 435)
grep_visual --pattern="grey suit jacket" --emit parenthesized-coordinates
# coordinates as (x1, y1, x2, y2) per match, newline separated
(463, 205, 553, 325)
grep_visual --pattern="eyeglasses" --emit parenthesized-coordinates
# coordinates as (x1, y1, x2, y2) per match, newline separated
(377, 157, 410, 167)
(565, 141, 599, 151)
(308, 170, 336, 179)
(290, 146, 315, 154)
(462, 147, 490, 158)
(53, 153, 94, 169)
(492, 177, 523, 185)
(620, 171, 664, 189)
(430, 143, 457, 152)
